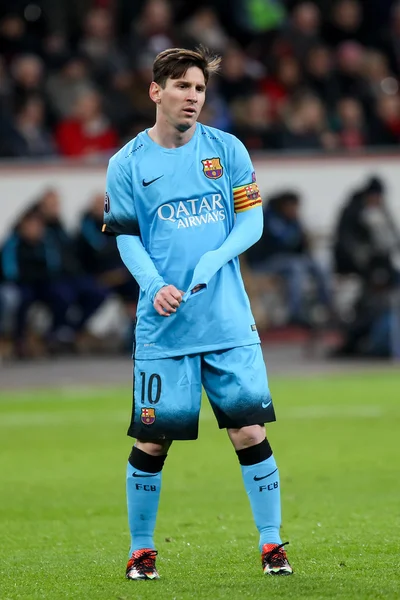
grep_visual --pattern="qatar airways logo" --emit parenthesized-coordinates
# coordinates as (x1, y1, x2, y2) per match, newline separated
(157, 194, 226, 229)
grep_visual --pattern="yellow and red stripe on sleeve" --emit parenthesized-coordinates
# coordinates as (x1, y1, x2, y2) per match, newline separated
(233, 182, 262, 213)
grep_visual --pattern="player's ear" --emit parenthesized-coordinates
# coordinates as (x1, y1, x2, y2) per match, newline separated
(149, 81, 161, 104)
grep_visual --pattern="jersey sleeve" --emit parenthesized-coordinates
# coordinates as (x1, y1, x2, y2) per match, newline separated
(102, 157, 140, 236)
(230, 137, 262, 214)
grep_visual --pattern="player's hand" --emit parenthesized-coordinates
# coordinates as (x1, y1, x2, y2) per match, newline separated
(154, 285, 183, 317)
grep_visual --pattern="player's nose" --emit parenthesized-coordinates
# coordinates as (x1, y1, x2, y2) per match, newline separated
(186, 88, 198, 102)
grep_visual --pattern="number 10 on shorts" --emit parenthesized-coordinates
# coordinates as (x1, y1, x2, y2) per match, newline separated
(140, 372, 162, 404)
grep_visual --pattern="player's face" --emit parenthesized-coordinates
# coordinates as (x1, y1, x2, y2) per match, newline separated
(154, 67, 206, 132)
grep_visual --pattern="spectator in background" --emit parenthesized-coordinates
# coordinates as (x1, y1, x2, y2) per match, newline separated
(40, 0, 93, 45)
(0, 12, 41, 65)
(322, 0, 366, 48)
(102, 68, 137, 139)
(335, 41, 373, 114)
(231, 93, 277, 150)
(181, 6, 228, 53)
(276, 92, 336, 151)
(55, 89, 118, 157)
(304, 45, 340, 110)
(0, 208, 71, 357)
(78, 7, 127, 89)
(363, 49, 397, 101)
(246, 191, 333, 326)
(122, 54, 157, 131)
(281, 1, 322, 62)
(10, 54, 48, 110)
(34, 188, 79, 276)
(13, 95, 55, 157)
(334, 96, 368, 150)
(369, 1, 400, 76)
(369, 94, 400, 146)
(0, 94, 55, 158)
(333, 176, 400, 279)
(76, 193, 139, 316)
(34, 188, 108, 346)
(260, 55, 303, 119)
(46, 55, 94, 120)
(129, 0, 179, 67)
(115, 0, 147, 37)
(217, 43, 258, 105)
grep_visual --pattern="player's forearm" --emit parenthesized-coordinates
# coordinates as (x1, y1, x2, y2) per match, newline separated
(217, 206, 264, 262)
(116, 234, 166, 302)
(185, 206, 263, 298)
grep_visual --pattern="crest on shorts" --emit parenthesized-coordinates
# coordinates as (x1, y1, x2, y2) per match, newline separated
(201, 157, 223, 179)
(245, 184, 259, 201)
(104, 192, 110, 214)
(141, 407, 156, 425)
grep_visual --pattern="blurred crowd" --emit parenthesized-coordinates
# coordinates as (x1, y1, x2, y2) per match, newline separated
(1, 0, 400, 158)
(0, 189, 138, 358)
(243, 175, 400, 358)
(1, 175, 400, 360)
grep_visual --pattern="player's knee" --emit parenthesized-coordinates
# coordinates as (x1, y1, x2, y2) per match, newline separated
(128, 442, 171, 474)
(228, 424, 266, 449)
(135, 439, 172, 456)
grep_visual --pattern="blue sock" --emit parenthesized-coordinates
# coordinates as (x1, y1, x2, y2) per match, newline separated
(126, 451, 164, 555)
(239, 448, 282, 551)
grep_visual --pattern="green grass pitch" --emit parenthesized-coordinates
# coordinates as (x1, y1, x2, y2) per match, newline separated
(1, 372, 399, 599)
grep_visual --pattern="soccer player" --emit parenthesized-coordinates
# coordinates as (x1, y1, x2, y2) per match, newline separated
(103, 46, 293, 579)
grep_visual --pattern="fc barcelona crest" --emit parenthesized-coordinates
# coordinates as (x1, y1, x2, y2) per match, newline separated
(141, 407, 156, 425)
(201, 157, 223, 179)
(245, 184, 259, 201)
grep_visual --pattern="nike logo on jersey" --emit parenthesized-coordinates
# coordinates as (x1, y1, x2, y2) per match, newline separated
(253, 468, 278, 481)
(142, 175, 164, 187)
(262, 400, 272, 409)
(132, 472, 155, 478)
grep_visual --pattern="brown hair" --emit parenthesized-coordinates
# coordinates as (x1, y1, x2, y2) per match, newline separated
(153, 46, 221, 88)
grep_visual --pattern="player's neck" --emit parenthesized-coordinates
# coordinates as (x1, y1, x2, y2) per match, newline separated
(148, 121, 197, 149)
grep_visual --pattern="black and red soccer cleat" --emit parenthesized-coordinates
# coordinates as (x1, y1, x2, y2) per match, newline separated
(261, 542, 293, 575)
(126, 549, 159, 580)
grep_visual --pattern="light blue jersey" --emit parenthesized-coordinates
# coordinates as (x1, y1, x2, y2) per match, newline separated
(103, 123, 262, 359)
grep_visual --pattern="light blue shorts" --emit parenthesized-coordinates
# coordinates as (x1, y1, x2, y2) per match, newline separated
(128, 344, 275, 441)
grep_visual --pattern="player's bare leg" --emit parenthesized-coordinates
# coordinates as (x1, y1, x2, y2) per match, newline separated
(125, 439, 172, 580)
(228, 425, 293, 575)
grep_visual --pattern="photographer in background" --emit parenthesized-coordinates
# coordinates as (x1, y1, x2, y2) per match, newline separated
(333, 176, 400, 281)
(331, 255, 399, 357)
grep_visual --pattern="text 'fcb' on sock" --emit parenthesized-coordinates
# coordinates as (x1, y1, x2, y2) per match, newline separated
(236, 439, 282, 550)
(126, 446, 167, 555)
